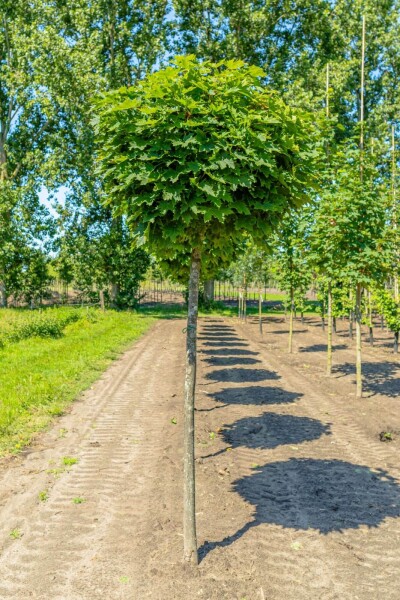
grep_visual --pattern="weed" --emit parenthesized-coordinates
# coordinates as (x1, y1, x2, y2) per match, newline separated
(38, 490, 49, 502)
(9, 529, 22, 539)
(72, 497, 86, 504)
(62, 456, 78, 467)
(46, 468, 64, 478)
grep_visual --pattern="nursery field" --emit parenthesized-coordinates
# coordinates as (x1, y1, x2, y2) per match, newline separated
(0, 314, 398, 599)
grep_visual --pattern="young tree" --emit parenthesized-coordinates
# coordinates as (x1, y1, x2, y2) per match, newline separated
(310, 144, 389, 395)
(271, 211, 312, 353)
(95, 56, 317, 564)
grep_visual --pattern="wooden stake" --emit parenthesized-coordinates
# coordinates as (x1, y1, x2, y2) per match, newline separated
(392, 124, 399, 301)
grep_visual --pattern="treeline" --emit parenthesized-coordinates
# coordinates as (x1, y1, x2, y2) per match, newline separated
(0, 0, 399, 308)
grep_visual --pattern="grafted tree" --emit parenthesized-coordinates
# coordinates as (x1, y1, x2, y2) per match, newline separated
(95, 56, 318, 564)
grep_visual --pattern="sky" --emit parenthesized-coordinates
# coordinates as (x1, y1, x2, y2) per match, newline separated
(39, 185, 68, 217)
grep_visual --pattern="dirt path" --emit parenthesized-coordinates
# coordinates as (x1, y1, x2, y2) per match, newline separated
(0, 317, 399, 599)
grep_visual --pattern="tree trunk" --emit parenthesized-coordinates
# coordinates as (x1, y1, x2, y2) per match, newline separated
(333, 316, 337, 333)
(243, 278, 247, 321)
(183, 248, 200, 565)
(0, 282, 7, 308)
(349, 312, 353, 339)
(259, 292, 263, 335)
(327, 282, 333, 376)
(99, 290, 105, 311)
(288, 287, 294, 353)
(355, 283, 363, 398)
(203, 279, 214, 303)
(110, 282, 120, 307)
(394, 331, 399, 354)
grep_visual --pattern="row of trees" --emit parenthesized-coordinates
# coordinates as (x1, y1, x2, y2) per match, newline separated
(1, 1, 400, 306)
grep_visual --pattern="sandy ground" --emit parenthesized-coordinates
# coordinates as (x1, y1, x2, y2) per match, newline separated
(0, 316, 399, 599)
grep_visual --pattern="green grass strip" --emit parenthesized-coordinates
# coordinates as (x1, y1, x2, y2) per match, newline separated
(0, 310, 156, 457)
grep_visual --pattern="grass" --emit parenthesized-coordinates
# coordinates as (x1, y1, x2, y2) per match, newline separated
(0, 308, 156, 457)
(139, 299, 320, 319)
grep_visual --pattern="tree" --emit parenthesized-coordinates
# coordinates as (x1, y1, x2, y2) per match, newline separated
(310, 144, 389, 395)
(95, 56, 318, 564)
(227, 239, 270, 324)
(271, 211, 313, 352)
(52, 0, 169, 304)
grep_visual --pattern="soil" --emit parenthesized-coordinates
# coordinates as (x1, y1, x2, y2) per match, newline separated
(0, 315, 399, 599)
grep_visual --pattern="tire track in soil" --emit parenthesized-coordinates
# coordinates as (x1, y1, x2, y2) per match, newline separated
(0, 320, 186, 600)
(199, 321, 347, 600)
(193, 318, 400, 600)
(234, 318, 400, 599)
(0, 317, 399, 599)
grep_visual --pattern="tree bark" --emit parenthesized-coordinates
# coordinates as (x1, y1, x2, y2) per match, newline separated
(0, 282, 7, 308)
(99, 289, 105, 311)
(203, 279, 214, 303)
(110, 282, 120, 307)
(327, 282, 333, 376)
(183, 248, 200, 565)
(355, 283, 363, 398)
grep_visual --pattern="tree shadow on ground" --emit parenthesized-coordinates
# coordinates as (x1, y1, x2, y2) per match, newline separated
(206, 367, 280, 383)
(268, 329, 308, 335)
(201, 348, 258, 357)
(202, 326, 236, 332)
(220, 413, 331, 450)
(333, 361, 400, 397)
(210, 385, 302, 407)
(199, 458, 400, 561)
(199, 334, 241, 341)
(299, 344, 348, 353)
(202, 356, 262, 367)
(203, 341, 250, 347)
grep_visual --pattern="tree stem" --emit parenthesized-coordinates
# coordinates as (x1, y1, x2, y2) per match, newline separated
(288, 286, 294, 353)
(355, 283, 363, 398)
(327, 282, 332, 376)
(183, 248, 200, 565)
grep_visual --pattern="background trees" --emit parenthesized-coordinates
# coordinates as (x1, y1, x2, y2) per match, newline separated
(1, 0, 400, 307)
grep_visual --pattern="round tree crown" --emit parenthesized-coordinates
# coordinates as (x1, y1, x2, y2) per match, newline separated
(94, 55, 317, 264)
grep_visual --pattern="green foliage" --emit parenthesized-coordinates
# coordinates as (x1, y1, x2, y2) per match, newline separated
(227, 240, 270, 288)
(310, 145, 390, 287)
(57, 219, 151, 308)
(0, 308, 83, 346)
(271, 211, 312, 307)
(374, 289, 400, 333)
(95, 56, 318, 274)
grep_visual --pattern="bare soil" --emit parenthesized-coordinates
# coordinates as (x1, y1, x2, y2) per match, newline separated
(0, 315, 399, 599)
